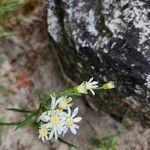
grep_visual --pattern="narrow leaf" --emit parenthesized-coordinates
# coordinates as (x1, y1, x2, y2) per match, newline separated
(58, 138, 79, 149)
(6, 108, 34, 113)
(35, 90, 42, 103)
(14, 112, 36, 131)
(0, 122, 21, 126)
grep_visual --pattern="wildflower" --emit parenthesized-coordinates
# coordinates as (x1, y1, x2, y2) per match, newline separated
(101, 81, 115, 90)
(38, 111, 49, 122)
(39, 110, 66, 140)
(63, 107, 82, 135)
(85, 77, 98, 95)
(57, 96, 73, 110)
(38, 126, 49, 142)
(76, 82, 87, 94)
(50, 95, 61, 109)
(49, 95, 73, 110)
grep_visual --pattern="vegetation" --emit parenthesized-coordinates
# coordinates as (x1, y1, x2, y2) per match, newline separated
(0, 0, 39, 38)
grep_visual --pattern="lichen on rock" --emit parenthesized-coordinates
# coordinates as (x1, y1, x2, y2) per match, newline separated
(47, 0, 150, 127)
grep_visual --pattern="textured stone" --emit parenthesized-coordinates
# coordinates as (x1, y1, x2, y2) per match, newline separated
(47, 0, 150, 127)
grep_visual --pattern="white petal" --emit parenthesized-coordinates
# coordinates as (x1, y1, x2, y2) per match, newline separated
(74, 117, 82, 123)
(41, 115, 49, 122)
(61, 116, 67, 121)
(51, 95, 56, 108)
(59, 111, 67, 117)
(63, 127, 69, 136)
(47, 111, 52, 115)
(72, 107, 79, 117)
(56, 126, 62, 134)
(68, 107, 71, 116)
(56, 96, 64, 104)
(89, 77, 93, 82)
(92, 81, 98, 84)
(42, 136, 45, 142)
(44, 123, 52, 128)
(54, 129, 58, 140)
(72, 124, 79, 129)
(90, 89, 95, 95)
(70, 126, 77, 134)
(67, 97, 72, 103)
(92, 85, 98, 88)
(39, 112, 47, 121)
(46, 135, 49, 140)
(59, 121, 65, 127)
(49, 130, 54, 140)
(53, 127, 57, 139)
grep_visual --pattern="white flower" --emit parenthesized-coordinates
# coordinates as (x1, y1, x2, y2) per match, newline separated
(101, 81, 115, 90)
(38, 126, 50, 142)
(107, 81, 115, 89)
(50, 95, 63, 109)
(63, 107, 82, 135)
(57, 96, 73, 110)
(85, 77, 98, 95)
(49, 95, 73, 110)
(76, 78, 98, 95)
(39, 110, 67, 140)
(76, 82, 87, 94)
(38, 111, 49, 122)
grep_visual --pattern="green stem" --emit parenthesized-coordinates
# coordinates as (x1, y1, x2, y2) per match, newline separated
(58, 138, 80, 149)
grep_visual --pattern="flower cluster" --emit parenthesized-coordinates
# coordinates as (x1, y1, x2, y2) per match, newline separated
(0, 76, 115, 147)
(38, 78, 115, 142)
(76, 78, 115, 95)
(38, 95, 82, 142)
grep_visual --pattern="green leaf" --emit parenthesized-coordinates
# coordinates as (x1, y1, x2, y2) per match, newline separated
(0, 122, 21, 126)
(6, 108, 34, 113)
(35, 90, 42, 103)
(13, 112, 36, 131)
(58, 138, 80, 149)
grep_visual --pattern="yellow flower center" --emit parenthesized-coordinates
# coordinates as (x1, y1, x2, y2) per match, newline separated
(66, 117, 74, 126)
(85, 82, 92, 89)
(39, 128, 48, 136)
(77, 83, 87, 94)
(50, 115, 60, 125)
(58, 101, 68, 109)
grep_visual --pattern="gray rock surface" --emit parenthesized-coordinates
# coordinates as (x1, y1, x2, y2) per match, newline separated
(47, 0, 150, 126)
(0, 1, 150, 149)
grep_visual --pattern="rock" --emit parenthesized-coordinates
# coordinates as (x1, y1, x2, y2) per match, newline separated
(47, 0, 150, 127)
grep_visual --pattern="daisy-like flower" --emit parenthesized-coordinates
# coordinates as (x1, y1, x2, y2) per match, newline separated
(50, 95, 62, 109)
(38, 126, 50, 142)
(76, 82, 87, 94)
(39, 110, 67, 140)
(101, 81, 115, 90)
(57, 96, 73, 110)
(85, 77, 98, 95)
(49, 95, 73, 110)
(63, 107, 82, 135)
